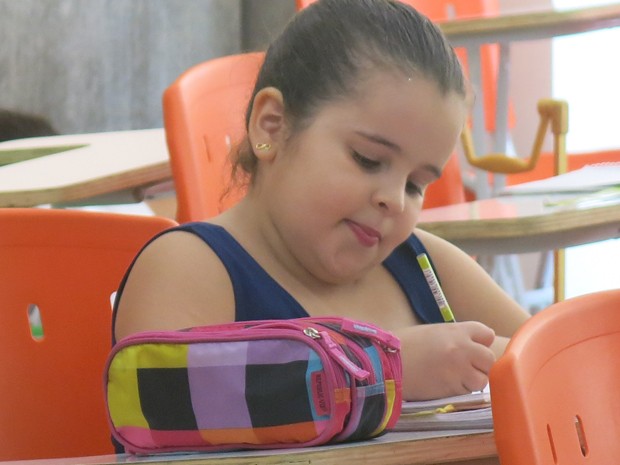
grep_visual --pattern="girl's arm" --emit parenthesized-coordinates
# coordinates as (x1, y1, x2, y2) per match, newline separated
(414, 228, 530, 340)
(114, 230, 236, 342)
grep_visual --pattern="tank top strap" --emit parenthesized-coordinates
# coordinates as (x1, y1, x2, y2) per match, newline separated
(176, 223, 309, 321)
(383, 234, 444, 324)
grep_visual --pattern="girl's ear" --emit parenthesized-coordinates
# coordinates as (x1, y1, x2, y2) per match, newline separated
(248, 87, 287, 161)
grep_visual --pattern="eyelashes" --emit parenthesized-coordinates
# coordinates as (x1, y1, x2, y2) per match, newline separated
(406, 181, 424, 196)
(351, 150, 381, 171)
(351, 150, 424, 197)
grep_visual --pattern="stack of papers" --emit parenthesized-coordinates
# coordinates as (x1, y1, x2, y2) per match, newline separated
(502, 163, 620, 195)
(391, 391, 493, 432)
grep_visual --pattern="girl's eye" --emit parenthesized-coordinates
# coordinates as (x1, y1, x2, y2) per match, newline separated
(352, 151, 381, 171)
(406, 181, 424, 197)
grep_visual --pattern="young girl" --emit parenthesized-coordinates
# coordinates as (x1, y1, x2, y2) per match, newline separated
(113, 0, 529, 401)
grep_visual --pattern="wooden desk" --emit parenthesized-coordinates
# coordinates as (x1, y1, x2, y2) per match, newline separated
(438, 4, 620, 196)
(440, 4, 620, 47)
(0, 129, 172, 207)
(418, 194, 620, 255)
(0, 430, 497, 465)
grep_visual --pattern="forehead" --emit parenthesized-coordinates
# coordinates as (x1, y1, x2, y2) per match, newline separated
(315, 70, 467, 143)
(285, 69, 468, 174)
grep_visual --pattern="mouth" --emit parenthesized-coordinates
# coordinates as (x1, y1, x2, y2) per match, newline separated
(345, 220, 382, 247)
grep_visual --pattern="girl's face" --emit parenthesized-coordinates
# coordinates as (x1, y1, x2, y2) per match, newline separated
(256, 71, 467, 284)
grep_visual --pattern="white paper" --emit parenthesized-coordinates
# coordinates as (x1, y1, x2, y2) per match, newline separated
(502, 163, 620, 195)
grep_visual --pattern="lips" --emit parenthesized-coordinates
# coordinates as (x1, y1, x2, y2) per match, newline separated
(346, 220, 382, 247)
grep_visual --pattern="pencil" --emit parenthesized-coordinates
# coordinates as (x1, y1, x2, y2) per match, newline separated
(416, 253, 456, 323)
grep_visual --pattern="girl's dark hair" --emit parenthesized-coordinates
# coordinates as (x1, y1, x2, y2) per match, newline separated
(0, 109, 57, 142)
(232, 0, 466, 182)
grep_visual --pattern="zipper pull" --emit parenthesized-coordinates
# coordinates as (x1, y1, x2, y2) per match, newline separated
(304, 327, 370, 380)
(340, 319, 401, 351)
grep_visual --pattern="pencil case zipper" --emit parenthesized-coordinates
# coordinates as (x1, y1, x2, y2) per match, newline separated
(107, 324, 368, 451)
(308, 318, 402, 438)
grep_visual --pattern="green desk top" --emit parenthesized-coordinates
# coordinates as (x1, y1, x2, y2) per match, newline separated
(0, 144, 87, 167)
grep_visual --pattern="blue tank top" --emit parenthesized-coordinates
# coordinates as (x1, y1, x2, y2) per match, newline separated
(112, 222, 444, 333)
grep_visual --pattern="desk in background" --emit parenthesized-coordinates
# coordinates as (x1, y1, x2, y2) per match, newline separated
(418, 193, 620, 256)
(0, 128, 172, 207)
(439, 3, 620, 196)
(0, 430, 497, 465)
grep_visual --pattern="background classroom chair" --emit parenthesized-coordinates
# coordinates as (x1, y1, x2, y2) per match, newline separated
(163, 51, 467, 223)
(0, 208, 177, 461)
(163, 52, 264, 223)
(490, 288, 620, 465)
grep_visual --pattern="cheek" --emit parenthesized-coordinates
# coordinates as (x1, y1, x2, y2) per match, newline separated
(296, 166, 362, 210)
(395, 201, 423, 238)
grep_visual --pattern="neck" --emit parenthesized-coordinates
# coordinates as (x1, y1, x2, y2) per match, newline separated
(215, 196, 361, 294)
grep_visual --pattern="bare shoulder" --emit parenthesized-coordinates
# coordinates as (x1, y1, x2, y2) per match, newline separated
(413, 227, 465, 261)
(114, 228, 235, 341)
(414, 226, 500, 288)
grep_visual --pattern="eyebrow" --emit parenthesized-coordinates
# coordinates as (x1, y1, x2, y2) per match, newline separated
(354, 130, 443, 179)
(355, 130, 401, 153)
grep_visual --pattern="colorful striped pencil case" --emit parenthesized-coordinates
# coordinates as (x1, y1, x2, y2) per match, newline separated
(104, 317, 402, 454)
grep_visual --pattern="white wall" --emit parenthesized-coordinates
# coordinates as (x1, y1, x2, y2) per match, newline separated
(552, 0, 620, 152)
(551, 0, 620, 298)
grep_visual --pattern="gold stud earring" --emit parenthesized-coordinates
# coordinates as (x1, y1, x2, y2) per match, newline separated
(255, 143, 271, 151)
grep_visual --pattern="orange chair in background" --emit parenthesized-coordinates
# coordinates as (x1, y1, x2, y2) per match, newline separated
(0, 209, 177, 461)
(423, 154, 466, 209)
(490, 288, 620, 464)
(163, 52, 264, 223)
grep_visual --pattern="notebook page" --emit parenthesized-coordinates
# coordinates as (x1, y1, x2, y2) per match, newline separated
(502, 163, 620, 195)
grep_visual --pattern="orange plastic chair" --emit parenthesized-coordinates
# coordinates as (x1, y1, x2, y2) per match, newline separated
(163, 52, 264, 223)
(0, 209, 177, 461)
(423, 153, 466, 209)
(490, 288, 620, 465)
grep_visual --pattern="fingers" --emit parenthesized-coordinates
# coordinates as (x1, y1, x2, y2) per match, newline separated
(397, 322, 499, 399)
(457, 321, 496, 392)
(462, 365, 491, 392)
(462, 321, 496, 347)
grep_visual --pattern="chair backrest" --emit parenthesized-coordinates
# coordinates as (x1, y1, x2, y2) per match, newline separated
(163, 52, 264, 223)
(0, 208, 177, 461)
(423, 153, 466, 208)
(490, 288, 620, 465)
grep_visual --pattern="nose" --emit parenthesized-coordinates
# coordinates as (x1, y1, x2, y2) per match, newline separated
(372, 181, 405, 214)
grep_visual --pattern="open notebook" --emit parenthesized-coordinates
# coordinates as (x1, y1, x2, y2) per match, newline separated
(502, 163, 620, 195)
(390, 390, 493, 432)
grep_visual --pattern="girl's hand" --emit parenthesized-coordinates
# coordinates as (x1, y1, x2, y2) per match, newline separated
(395, 322, 496, 400)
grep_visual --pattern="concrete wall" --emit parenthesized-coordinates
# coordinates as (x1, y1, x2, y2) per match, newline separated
(241, 0, 295, 51)
(1, 0, 549, 155)
(0, 0, 242, 134)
